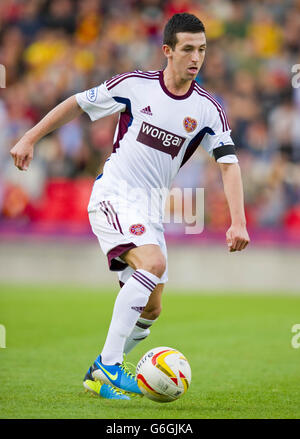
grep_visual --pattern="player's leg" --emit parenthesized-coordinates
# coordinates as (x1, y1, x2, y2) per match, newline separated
(91, 244, 165, 393)
(86, 203, 166, 395)
(120, 227, 168, 356)
(84, 208, 139, 399)
(122, 244, 165, 354)
(141, 282, 164, 320)
(124, 283, 164, 355)
(101, 244, 165, 360)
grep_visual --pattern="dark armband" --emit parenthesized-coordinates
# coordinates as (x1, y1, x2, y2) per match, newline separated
(213, 144, 236, 161)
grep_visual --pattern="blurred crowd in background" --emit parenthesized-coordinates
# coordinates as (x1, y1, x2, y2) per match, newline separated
(1, 0, 300, 235)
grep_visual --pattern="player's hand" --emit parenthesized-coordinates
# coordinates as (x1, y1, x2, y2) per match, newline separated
(10, 137, 34, 171)
(226, 224, 250, 252)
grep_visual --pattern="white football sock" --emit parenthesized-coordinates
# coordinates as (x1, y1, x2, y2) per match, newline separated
(124, 317, 157, 355)
(101, 269, 160, 365)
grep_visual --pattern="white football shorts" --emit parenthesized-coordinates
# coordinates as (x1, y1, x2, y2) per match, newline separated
(88, 194, 168, 285)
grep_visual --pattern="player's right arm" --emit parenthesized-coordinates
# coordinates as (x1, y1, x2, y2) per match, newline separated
(11, 75, 130, 171)
(10, 96, 83, 171)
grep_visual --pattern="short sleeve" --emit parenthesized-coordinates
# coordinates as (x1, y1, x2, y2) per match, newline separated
(75, 82, 126, 121)
(200, 101, 238, 163)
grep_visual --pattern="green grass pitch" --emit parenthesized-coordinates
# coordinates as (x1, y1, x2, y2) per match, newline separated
(0, 284, 299, 419)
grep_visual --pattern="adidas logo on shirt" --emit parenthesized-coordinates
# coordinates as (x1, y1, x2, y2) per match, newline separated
(140, 106, 153, 116)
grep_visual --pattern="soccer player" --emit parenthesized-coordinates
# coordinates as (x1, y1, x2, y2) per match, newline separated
(10, 13, 250, 400)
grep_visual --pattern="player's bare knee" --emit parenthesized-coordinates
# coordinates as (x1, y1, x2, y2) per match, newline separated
(143, 257, 166, 278)
(122, 246, 165, 278)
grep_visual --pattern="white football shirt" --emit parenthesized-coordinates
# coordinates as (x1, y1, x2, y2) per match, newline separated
(76, 70, 237, 221)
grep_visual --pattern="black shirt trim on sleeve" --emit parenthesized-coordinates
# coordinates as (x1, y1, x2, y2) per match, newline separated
(213, 144, 236, 161)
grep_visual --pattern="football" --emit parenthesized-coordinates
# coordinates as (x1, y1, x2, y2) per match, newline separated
(136, 346, 191, 403)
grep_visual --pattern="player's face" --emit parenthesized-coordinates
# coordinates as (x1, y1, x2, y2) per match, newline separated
(168, 32, 206, 81)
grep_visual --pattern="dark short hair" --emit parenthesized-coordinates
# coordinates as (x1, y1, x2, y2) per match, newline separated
(163, 13, 205, 50)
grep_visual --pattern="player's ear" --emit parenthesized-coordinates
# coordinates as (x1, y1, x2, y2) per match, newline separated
(162, 44, 173, 59)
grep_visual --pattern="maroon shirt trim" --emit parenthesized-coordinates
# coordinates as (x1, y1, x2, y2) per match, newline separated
(159, 70, 195, 100)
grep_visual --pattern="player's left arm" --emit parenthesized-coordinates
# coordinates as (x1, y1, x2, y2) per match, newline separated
(219, 162, 250, 252)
